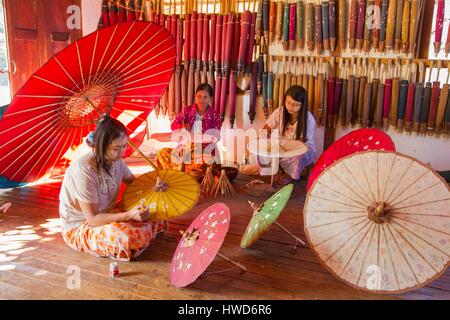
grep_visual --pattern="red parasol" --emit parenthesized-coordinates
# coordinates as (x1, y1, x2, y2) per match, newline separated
(214, 14, 223, 76)
(101, 0, 111, 28)
(289, 2, 297, 50)
(245, 12, 257, 74)
(190, 11, 198, 67)
(135, 0, 143, 21)
(209, 13, 217, 72)
(184, 13, 191, 71)
(237, 10, 251, 74)
(0, 22, 175, 185)
(434, 0, 445, 56)
(126, 0, 136, 22)
(109, 0, 119, 25)
(307, 128, 396, 192)
(232, 14, 241, 71)
(229, 71, 237, 128)
(202, 13, 209, 74)
(170, 203, 245, 288)
(117, 0, 127, 23)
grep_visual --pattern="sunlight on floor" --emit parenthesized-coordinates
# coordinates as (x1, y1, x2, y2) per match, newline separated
(0, 218, 61, 273)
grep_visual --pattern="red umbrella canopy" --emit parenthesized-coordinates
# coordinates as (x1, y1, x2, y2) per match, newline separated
(307, 128, 396, 192)
(170, 203, 231, 288)
(0, 22, 176, 186)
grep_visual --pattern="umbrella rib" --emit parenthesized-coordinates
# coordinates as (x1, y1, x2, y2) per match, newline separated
(16, 95, 69, 99)
(358, 156, 377, 203)
(119, 55, 176, 83)
(393, 198, 450, 211)
(380, 153, 396, 201)
(376, 153, 380, 202)
(384, 223, 421, 286)
(0, 108, 58, 136)
(53, 57, 82, 91)
(0, 112, 59, 151)
(165, 187, 199, 203)
(392, 212, 450, 218)
(119, 82, 172, 93)
(120, 67, 176, 88)
(316, 181, 368, 208)
(309, 209, 366, 213)
(2, 122, 62, 179)
(35, 126, 79, 180)
(2, 102, 63, 118)
(8, 123, 67, 180)
(114, 100, 153, 110)
(75, 42, 85, 88)
(390, 216, 450, 237)
(386, 165, 432, 207)
(338, 162, 370, 202)
(96, 25, 164, 84)
(87, 32, 99, 86)
(389, 219, 449, 267)
(32, 75, 76, 95)
(92, 23, 137, 85)
(160, 189, 182, 217)
(118, 48, 175, 81)
(389, 221, 441, 274)
(61, 125, 83, 171)
(389, 180, 443, 208)
(355, 222, 378, 287)
(110, 29, 170, 79)
(384, 159, 415, 205)
(92, 24, 119, 84)
(337, 221, 374, 277)
(314, 218, 367, 247)
(309, 194, 365, 210)
(381, 224, 401, 290)
(376, 224, 381, 281)
(110, 106, 146, 118)
(308, 215, 365, 230)
(118, 43, 175, 78)
(323, 219, 371, 264)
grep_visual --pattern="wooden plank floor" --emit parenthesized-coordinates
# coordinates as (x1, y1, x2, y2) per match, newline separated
(1, 167, 450, 300)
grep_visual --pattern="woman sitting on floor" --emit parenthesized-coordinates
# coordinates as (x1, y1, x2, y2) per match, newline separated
(261, 85, 316, 186)
(59, 115, 164, 261)
(157, 83, 222, 179)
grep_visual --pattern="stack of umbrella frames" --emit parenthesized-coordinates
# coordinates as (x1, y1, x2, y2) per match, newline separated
(249, 0, 424, 55)
(262, 56, 450, 137)
(100, 0, 267, 129)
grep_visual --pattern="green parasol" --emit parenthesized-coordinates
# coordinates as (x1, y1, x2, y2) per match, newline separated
(240, 184, 306, 250)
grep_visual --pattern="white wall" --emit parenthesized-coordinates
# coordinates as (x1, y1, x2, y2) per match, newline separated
(82, 0, 101, 36)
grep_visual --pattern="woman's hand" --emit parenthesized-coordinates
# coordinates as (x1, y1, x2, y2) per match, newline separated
(128, 204, 150, 222)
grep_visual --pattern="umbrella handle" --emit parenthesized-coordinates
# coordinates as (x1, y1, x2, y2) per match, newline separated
(216, 252, 247, 272)
(273, 221, 306, 247)
(126, 140, 158, 170)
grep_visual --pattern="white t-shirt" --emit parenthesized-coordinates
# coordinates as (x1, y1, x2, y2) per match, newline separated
(58, 152, 133, 232)
(265, 107, 317, 153)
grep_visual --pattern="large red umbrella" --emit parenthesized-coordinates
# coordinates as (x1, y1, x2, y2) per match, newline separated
(0, 22, 175, 187)
(307, 128, 396, 191)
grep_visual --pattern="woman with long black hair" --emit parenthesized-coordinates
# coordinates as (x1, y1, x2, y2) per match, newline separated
(262, 85, 316, 186)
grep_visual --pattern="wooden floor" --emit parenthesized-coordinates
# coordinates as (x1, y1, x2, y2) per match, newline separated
(1, 165, 450, 300)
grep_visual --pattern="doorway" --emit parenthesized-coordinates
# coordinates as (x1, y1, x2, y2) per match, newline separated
(0, 0, 11, 106)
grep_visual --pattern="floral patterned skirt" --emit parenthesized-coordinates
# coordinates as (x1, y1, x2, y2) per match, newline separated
(62, 220, 165, 261)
